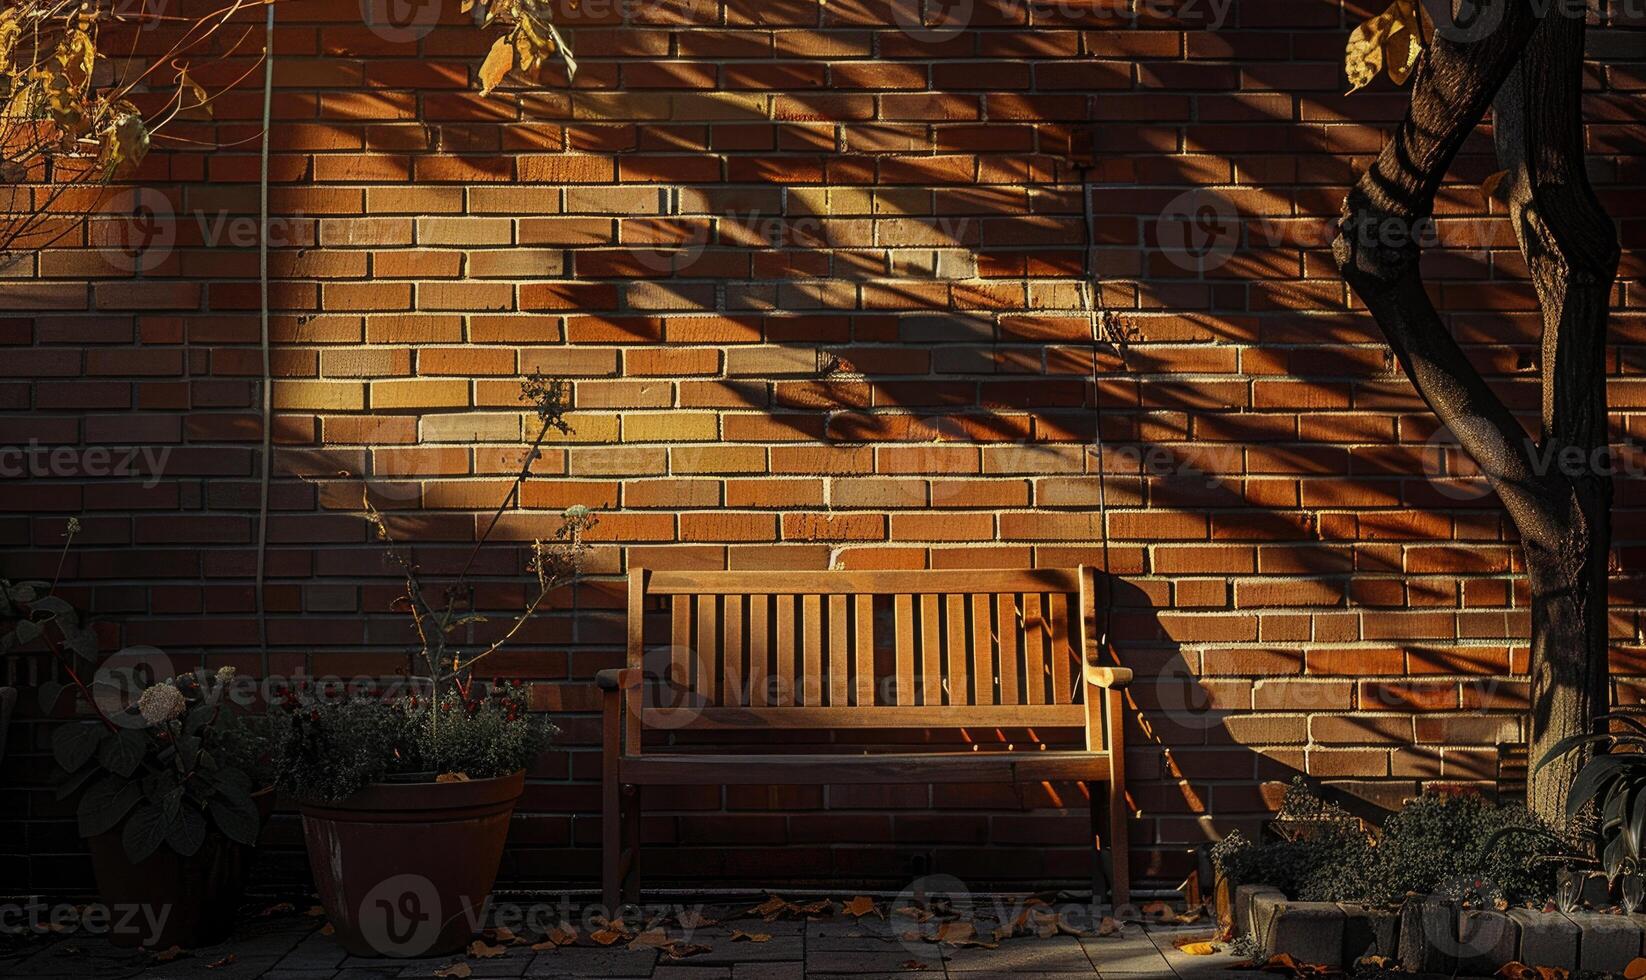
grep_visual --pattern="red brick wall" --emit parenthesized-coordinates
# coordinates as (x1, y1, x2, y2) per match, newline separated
(3, 0, 1645, 893)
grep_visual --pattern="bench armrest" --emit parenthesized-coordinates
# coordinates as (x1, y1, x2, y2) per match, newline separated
(597, 667, 643, 692)
(1084, 664, 1133, 689)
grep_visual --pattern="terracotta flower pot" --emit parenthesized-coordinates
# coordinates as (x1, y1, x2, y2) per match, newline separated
(86, 788, 273, 949)
(299, 770, 524, 958)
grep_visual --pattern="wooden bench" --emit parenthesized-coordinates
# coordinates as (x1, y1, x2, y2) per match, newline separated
(597, 567, 1132, 909)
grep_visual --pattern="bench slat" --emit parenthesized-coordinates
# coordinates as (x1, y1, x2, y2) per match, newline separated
(697, 594, 718, 704)
(775, 594, 796, 706)
(724, 594, 744, 706)
(749, 595, 769, 707)
(802, 594, 823, 706)
(997, 593, 1019, 705)
(643, 704, 1088, 729)
(620, 750, 1111, 785)
(855, 594, 875, 707)
(670, 596, 691, 692)
(919, 593, 941, 706)
(645, 569, 1082, 595)
(1050, 593, 1073, 704)
(945, 594, 967, 707)
(970, 593, 993, 706)
(1024, 593, 1046, 705)
(894, 594, 914, 706)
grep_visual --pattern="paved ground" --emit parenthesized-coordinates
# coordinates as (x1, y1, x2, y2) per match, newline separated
(0, 898, 1251, 979)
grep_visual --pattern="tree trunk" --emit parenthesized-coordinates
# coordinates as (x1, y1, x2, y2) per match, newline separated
(1334, 1, 1618, 828)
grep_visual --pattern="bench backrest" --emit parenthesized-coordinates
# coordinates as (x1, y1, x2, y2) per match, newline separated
(627, 567, 1110, 745)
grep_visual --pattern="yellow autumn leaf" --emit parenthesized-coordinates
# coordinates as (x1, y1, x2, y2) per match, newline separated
(478, 35, 514, 96)
(1346, 0, 1422, 93)
(1177, 940, 1217, 955)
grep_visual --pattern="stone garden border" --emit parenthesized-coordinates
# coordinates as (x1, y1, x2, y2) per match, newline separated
(1234, 883, 1646, 975)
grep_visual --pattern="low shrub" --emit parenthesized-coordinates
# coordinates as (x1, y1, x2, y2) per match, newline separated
(272, 682, 555, 803)
(1212, 778, 1561, 905)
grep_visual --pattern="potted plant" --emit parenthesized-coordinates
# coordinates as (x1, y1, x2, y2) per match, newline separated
(271, 375, 592, 958)
(2, 525, 274, 948)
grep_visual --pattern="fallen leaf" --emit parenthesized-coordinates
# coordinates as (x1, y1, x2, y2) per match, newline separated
(304, 905, 326, 917)
(436, 771, 470, 782)
(901, 960, 930, 972)
(257, 902, 295, 917)
(207, 953, 237, 969)
(628, 928, 672, 950)
(892, 905, 932, 922)
(730, 929, 771, 943)
(320, 924, 335, 936)
(843, 895, 877, 918)
(661, 942, 712, 959)
(152, 946, 185, 963)
(749, 895, 788, 919)
(1095, 916, 1122, 937)
(1625, 957, 1646, 980)
(935, 921, 975, 945)
(1176, 940, 1216, 956)
(434, 964, 472, 979)
(491, 925, 519, 944)
(676, 909, 716, 930)
(590, 927, 625, 946)
(467, 940, 506, 959)
(530, 923, 578, 949)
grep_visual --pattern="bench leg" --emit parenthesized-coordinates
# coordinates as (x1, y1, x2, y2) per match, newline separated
(602, 774, 621, 915)
(1088, 780, 1130, 912)
(1106, 779, 1130, 911)
(621, 784, 641, 906)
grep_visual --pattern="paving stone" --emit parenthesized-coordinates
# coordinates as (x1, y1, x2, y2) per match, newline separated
(682, 927, 806, 963)
(523, 947, 658, 977)
(731, 963, 801, 980)
(805, 947, 937, 973)
(264, 972, 338, 980)
(399, 955, 529, 977)
(1266, 901, 1344, 968)
(942, 935, 1094, 972)
(1508, 908, 1579, 971)
(651, 967, 731, 979)
(1455, 909, 1518, 975)
(1565, 910, 1644, 973)
(1338, 904, 1398, 964)
(1081, 934, 1171, 974)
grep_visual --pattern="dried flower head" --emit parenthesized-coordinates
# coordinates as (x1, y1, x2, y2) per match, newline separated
(137, 682, 186, 725)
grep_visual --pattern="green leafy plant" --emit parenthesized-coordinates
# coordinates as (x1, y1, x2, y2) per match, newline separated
(272, 683, 553, 803)
(3, 519, 272, 864)
(1213, 778, 1561, 905)
(1537, 708, 1646, 879)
